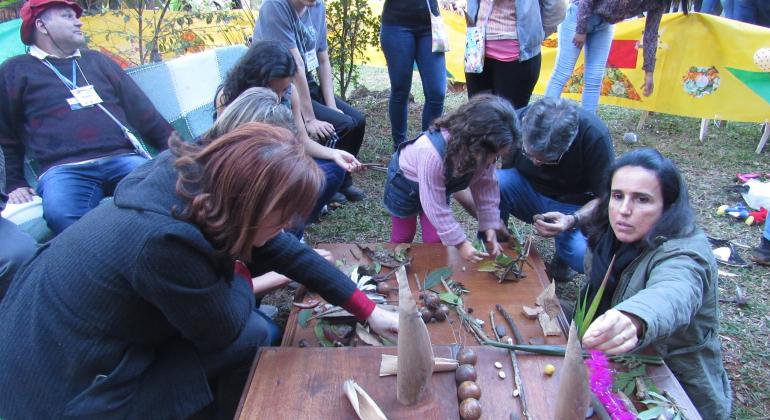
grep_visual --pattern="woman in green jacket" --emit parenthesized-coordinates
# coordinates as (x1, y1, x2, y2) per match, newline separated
(580, 148, 731, 419)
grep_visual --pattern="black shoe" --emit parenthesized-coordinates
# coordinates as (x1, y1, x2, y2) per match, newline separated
(329, 192, 348, 205)
(547, 257, 574, 283)
(750, 237, 770, 266)
(340, 185, 366, 202)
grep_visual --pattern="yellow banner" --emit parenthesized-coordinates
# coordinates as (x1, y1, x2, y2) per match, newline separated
(81, 8, 770, 123)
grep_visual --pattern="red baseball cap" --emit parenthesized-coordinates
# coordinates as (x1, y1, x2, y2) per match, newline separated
(20, 0, 83, 45)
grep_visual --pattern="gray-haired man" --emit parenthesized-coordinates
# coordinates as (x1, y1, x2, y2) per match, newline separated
(498, 97, 614, 280)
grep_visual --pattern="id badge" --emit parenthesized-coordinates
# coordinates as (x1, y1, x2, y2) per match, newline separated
(66, 97, 83, 111)
(304, 49, 319, 72)
(70, 85, 103, 107)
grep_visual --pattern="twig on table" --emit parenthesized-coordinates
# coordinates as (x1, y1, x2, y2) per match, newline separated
(491, 311, 530, 420)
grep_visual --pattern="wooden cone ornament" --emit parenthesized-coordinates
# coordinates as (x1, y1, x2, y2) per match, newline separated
(395, 265, 434, 405)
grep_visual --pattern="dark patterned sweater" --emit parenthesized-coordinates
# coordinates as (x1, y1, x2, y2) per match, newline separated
(573, 0, 667, 72)
(0, 49, 173, 191)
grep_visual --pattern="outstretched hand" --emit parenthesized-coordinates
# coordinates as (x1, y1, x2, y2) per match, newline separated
(458, 240, 489, 263)
(8, 187, 37, 204)
(367, 305, 398, 343)
(484, 229, 503, 257)
(533, 212, 574, 237)
(643, 71, 654, 96)
(582, 309, 643, 355)
(573, 33, 587, 48)
(332, 149, 362, 172)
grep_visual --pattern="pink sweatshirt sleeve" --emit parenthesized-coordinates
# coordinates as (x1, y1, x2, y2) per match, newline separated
(416, 148, 467, 247)
(470, 164, 502, 232)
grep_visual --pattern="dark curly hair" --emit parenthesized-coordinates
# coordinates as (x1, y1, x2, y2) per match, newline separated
(433, 94, 521, 181)
(218, 41, 297, 109)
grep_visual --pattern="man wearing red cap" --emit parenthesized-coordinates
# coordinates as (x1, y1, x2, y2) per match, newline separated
(0, 0, 173, 234)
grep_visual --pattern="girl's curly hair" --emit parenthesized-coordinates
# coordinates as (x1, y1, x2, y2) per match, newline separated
(218, 41, 297, 109)
(433, 94, 521, 181)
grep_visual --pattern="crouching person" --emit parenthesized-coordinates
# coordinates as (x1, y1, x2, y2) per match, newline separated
(0, 123, 397, 418)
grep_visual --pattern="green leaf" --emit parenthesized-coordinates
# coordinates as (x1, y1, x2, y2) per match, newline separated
(636, 406, 665, 420)
(439, 291, 459, 305)
(314, 321, 333, 347)
(579, 255, 616, 338)
(298, 309, 313, 328)
(646, 390, 668, 401)
(495, 253, 515, 266)
(374, 261, 382, 274)
(424, 266, 452, 290)
(477, 260, 498, 272)
(472, 237, 486, 253)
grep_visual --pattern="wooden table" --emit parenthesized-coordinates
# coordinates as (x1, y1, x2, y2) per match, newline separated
(238, 243, 702, 420)
(282, 243, 565, 347)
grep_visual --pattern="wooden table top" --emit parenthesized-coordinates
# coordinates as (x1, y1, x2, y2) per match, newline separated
(282, 243, 566, 348)
(238, 243, 702, 420)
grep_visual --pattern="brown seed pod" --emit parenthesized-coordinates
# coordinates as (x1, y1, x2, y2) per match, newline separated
(376, 282, 391, 294)
(433, 308, 447, 321)
(457, 381, 481, 401)
(457, 347, 478, 366)
(419, 307, 433, 323)
(455, 364, 477, 384)
(459, 398, 482, 420)
(423, 292, 440, 310)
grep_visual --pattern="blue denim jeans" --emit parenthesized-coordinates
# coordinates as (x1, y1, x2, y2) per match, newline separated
(545, 2, 614, 113)
(287, 158, 345, 239)
(382, 151, 422, 218)
(763, 216, 770, 241)
(497, 168, 587, 273)
(735, 0, 770, 26)
(37, 153, 148, 234)
(700, 0, 722, 14)
(722, 0, 736, 18)
(380, 24, 447, 148)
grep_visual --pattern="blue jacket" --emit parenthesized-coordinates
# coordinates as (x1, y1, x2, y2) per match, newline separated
(466, 0, 565, 62)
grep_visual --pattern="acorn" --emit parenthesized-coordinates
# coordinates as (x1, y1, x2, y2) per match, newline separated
(457, 347, 478, 366)
(459, 398, 482, 420)
(433, 306, 448, 321)
(423, 292, 440, 310)
(376, 282, 391, 294)
(455, 364, 477, 383)
(457, 381, 481, 400)
(419, 307, 433, 323)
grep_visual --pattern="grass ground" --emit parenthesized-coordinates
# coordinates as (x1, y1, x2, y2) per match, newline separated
(270, 66, 770, 419)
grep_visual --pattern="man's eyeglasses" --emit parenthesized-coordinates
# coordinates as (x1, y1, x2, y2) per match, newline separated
(521, 148, 565, 166)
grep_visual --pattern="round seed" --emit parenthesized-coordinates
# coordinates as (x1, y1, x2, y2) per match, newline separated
(498, 371, 506, 379)
(494, 361, 503, 369)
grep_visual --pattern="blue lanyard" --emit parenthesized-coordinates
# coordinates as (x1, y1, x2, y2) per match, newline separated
(42, 59, 77, 90)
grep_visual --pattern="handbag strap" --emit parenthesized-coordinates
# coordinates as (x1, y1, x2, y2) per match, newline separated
(480, 0, 494, 27)
(425, 0, 437, 17)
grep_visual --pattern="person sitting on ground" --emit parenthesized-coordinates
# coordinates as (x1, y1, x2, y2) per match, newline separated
(253, 0, 367, 203)
(216, 41, 361, 226)
(209, 86, 336, 292)
(496, 97, 613, 282)
(0, 0, 173, 234)
(580, 148, 731, 419)
(0, 123, 398, 419)
(0, 147, 37, 301)
(383, 94, 521, 263)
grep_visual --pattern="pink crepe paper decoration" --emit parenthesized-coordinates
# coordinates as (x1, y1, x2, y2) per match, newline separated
(585, 349, 635, 420)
